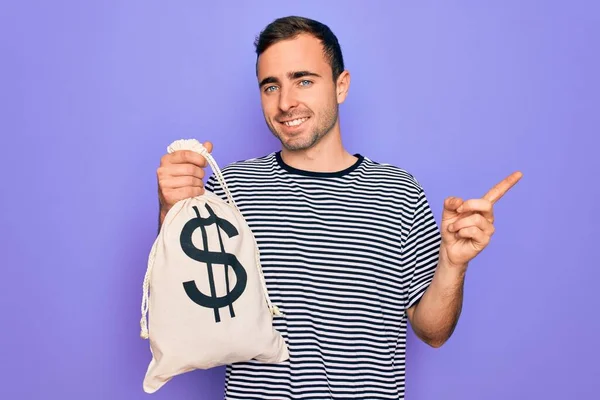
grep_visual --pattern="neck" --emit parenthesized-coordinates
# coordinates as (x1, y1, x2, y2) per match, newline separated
(280, 120, 356, 173)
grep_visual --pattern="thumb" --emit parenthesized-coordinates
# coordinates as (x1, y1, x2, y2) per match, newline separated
(203, 141, 213, 153)
(443, 196, 463, 213)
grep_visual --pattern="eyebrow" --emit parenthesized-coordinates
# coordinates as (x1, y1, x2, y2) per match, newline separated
(259, 70, 322, 88)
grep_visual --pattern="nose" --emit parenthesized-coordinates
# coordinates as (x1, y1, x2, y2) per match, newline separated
(278, 85, 299, 112)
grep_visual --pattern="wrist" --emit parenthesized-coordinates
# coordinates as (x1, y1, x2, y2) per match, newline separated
(438, 246, 468, 278)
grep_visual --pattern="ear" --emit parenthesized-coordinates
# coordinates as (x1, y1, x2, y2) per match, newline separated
(335, 70, 351, 104)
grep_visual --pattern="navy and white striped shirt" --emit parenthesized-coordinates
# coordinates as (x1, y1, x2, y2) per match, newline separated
(205, 151, 441, 400)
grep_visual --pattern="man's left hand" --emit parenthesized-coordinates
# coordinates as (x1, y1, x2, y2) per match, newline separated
(440, 171, 523, 270)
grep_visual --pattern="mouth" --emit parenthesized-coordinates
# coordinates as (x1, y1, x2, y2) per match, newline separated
(279, 117, 310, 128)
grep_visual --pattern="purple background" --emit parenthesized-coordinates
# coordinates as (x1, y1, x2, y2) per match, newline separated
(1, 1, 598, 399)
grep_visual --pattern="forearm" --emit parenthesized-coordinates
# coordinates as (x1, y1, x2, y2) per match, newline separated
(409, 248, 467, 347)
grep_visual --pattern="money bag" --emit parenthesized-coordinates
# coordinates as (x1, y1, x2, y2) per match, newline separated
(139, 139, 289, 393)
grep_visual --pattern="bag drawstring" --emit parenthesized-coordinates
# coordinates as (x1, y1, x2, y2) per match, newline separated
(196, 143, 283, 319)
(140, 238, 158, 339)
(140, 140, 282, 339)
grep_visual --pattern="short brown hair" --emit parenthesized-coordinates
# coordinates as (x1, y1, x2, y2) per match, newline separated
(254, 16, 345, 81)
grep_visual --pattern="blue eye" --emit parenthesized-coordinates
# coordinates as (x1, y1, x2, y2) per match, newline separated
(264, 85, 278, 93)
(299, 80, 312, 86)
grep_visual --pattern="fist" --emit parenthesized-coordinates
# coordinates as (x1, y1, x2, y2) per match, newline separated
(157, 141, 213, 215)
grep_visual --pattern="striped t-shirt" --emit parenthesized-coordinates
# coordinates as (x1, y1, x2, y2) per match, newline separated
(205, 151, 441, 400)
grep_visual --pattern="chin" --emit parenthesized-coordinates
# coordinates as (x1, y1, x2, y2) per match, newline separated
(280, 133, 321, 151)
(268, 118, 325, 151)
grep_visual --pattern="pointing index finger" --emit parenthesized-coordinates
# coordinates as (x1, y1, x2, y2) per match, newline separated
(483, 171, 523, 204)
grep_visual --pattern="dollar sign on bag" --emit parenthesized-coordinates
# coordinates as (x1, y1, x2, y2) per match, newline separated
(179, 204, 247, 323)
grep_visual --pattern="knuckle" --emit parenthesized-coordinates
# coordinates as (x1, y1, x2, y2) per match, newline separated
(187, 151, 197, 164)
(179, 150, 189, 163)
(156, 166, 166, 181)
(159, 154, 168, 166)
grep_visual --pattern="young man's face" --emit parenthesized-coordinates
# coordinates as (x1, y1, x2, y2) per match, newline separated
(257, 34, 346, 151)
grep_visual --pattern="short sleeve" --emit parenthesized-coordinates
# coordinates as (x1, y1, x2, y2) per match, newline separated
(204, 172, 229, 203)
(204, 173, 216, 193)
(404, 187, 442, 310)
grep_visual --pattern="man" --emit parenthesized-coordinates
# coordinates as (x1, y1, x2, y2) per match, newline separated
(156, 16, 522, 400)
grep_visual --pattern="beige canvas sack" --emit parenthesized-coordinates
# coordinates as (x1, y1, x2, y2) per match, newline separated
(139, 139, 289, 393)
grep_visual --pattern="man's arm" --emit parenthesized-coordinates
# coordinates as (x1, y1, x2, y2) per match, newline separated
(406, 249, 467, 348)
(405, 171, 522, 348)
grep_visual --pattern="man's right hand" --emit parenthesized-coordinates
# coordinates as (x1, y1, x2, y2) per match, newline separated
(156, 141, 213, 222)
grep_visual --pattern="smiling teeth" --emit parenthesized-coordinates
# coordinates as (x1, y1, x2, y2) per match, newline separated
(284, 118, 308, 127)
